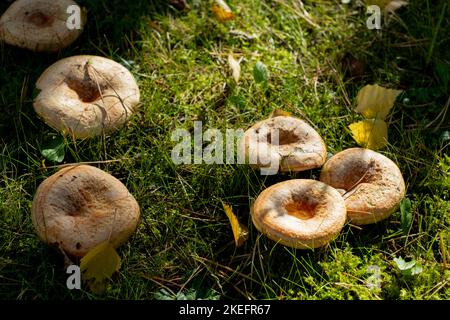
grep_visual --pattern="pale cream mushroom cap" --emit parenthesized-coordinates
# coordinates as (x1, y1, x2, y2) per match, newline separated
(252, 179, 346, 249)
(33, 55, 140, 139)
(320, 148, 406, 225)
(31, 165, 140, 257)
(239, 116, 327, 172)
(0, 0, 86, 52)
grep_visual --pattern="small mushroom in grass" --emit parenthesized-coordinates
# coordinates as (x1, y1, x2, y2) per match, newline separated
(31, 165, 140, 258)
(240, 116, 327, 173)
(33, 55, 140, 139)
(252, 179, 346, 249)
(0, 0, 86, 52)
(320, 148, 406, 225)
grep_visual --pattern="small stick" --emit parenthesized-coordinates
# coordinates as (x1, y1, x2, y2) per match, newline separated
(42, 158, 129, 170)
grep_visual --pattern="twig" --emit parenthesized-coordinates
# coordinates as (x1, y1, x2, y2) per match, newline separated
(42, 158, 129, 170)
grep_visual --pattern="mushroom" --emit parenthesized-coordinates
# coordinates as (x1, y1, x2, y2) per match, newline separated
(320, 148, 406, 225)
(0, 0, 86, 52)
(239, 116, 327, 173)
(33, 55, 141, 139)
(252, 179, 346, 249)
(31, 165, 140, 257)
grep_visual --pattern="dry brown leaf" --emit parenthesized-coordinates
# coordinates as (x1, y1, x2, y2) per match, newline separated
(228, 54, 241, 84)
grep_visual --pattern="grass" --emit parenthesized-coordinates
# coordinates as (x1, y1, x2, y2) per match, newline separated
(0, 0, 449, 300)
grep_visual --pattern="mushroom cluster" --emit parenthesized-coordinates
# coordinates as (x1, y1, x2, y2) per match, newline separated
(244, 115, 406, 249)
(4, 0, 406, 264)
(1, 1, 142, 257)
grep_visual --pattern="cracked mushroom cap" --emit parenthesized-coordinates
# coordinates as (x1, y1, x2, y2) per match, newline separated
(31, 165, 140, 257)
(240, 116, 327, 172)
(252, 179, 346, 249)
(320, 148, 406, 225)
(0, 0, 86, 52)
(33, 55, 140, 139)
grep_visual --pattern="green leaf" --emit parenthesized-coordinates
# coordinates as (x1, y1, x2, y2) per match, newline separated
(394, 256, 423, 277)
(410, 264, 423, 276)
(154, 288, 176, 300)
(176, 289, 197, 300)
(80, 241, 121, 294)
(253, 61, 269, 84)
(154, 288, 220, 300)
(400, 198, 412, 234)
(394, 257, 416, 271)
(40, 136, 65, 163)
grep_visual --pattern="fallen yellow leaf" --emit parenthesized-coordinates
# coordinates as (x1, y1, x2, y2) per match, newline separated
(349, 118, 388, 150)
(222, 202, 248, 247)
(270, 109, 292, 118)
(212, 0, 234, 22)
(80, 241, 121, 294)
(356, 84, 403, 119)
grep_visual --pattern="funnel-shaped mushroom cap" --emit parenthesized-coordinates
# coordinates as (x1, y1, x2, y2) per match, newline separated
(0, 0, 86, 52)
(320, 148, 406, 225)
(33, 55, 140, 139)
(31, 165, 140, 257)
(252, 179, 346, 249)
(240, 116, 327, 172)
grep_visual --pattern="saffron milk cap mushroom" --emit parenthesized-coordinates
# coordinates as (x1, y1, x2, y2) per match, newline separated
(251, 179, 346, 249)
(240, 116, 327, 173)
(0, 0, 86, 52)
(320, 148, 406, 225)
(31, 165, 140, 257)
(33, 55, 140, 139)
